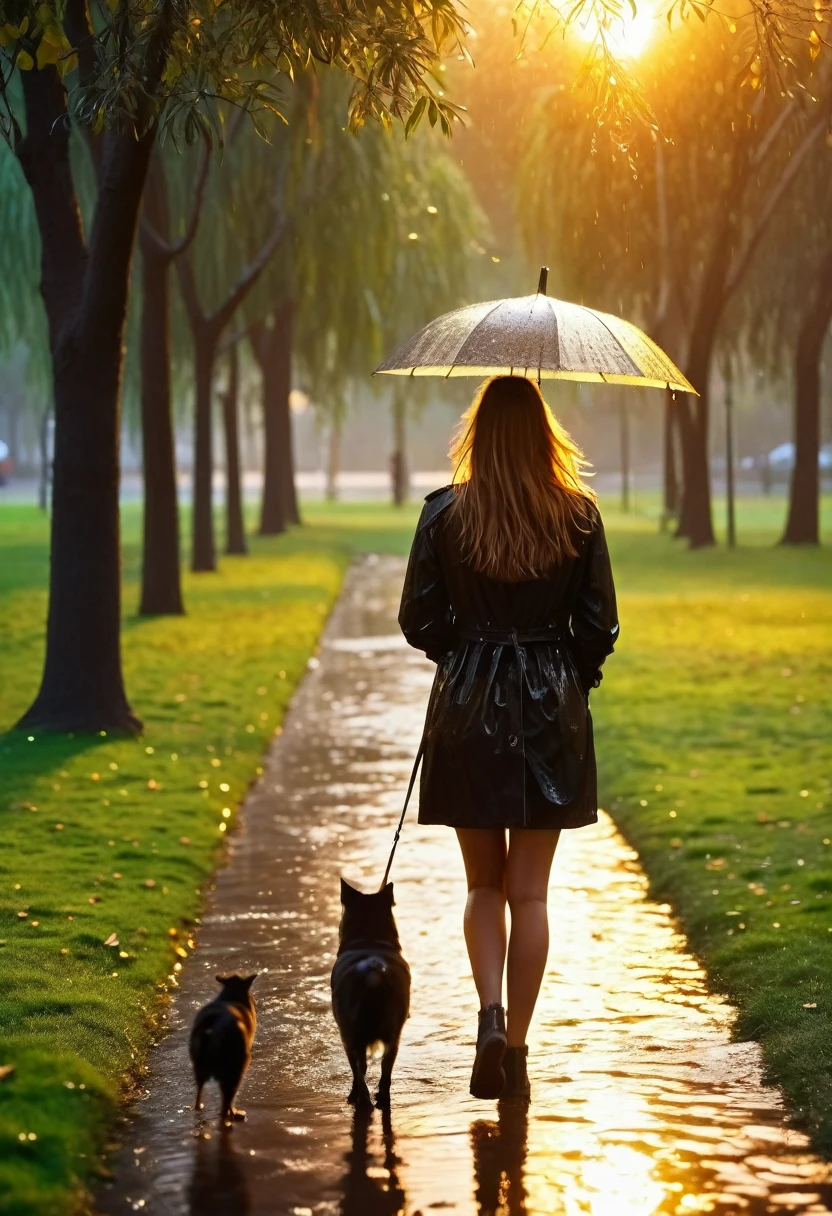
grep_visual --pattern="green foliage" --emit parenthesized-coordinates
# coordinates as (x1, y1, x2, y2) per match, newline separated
(0, 503, 352, 1213)
(2, 494, 832, 1211)
(0, 142, 47, 392)
(291, 71, 489, 412)
(517, 20, 826, 336)
(595, 493, 832, 1141)
(0, 0, 465, 148)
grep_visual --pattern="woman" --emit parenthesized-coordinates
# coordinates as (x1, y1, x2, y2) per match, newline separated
(398, 375, 619, 1104)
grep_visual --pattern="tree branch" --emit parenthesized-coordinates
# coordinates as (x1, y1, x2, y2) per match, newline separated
(725, 109, 829, 300)
(209, 212, 288, 335)
(168, 136, 211, 257)
(78, 126, 156, 351)
(140, 135, 212, 260)
(64, 0, 102, 172)
(653, 135, 672, 332)
(175, 251, 206, 331)
(15, 67, 87, 345)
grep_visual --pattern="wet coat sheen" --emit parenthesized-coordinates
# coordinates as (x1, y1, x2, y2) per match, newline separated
(398, 487, 619, 830)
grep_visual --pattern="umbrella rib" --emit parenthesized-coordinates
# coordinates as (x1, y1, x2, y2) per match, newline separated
(575, 304, 642, 377)
(543, 295, 561, 376)
(449, 297, 510, 370)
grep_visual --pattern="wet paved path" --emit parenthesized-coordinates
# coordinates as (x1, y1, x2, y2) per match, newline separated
(99, 558, 832, 1216)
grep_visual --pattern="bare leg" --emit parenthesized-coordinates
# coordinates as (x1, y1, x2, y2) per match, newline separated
(505, 829, 560, 1047)
(456, 829, 508, 1008)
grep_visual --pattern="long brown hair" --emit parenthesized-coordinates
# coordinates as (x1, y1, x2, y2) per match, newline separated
(448, 376, 595, 581)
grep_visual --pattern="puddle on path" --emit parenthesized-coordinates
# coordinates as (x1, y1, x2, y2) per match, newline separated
(98, 557, 832, 1216)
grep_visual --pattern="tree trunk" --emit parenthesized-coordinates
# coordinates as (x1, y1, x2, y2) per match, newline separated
(619, 399, 631, 512)
(250, 304, 298, 534)
(326, 418, 342, 502)
(15, 67, 150, 734)
(178, 216, 283, 564)
(391, 392, 409, 506)
(274, 301, 300, 525)
(675, 394, 715, 547)
(781, 248, 832, 545)
(139, 168, 184, 615)
(192, 331, 218, 572)
(251, 316, 287, 536)
(222, 344, 247, 555)
(677, 251, 731, 548)
(673, 127, 760, 550)
(38, 405, 51, 512)
(678, 336, 717, 547)
(662, 389, 680, 523)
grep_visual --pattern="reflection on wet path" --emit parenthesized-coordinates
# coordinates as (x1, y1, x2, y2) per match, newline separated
(98, 557, 832, 1216)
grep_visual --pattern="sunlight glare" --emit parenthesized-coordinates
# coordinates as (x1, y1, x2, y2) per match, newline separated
(575, 2, 657, 59)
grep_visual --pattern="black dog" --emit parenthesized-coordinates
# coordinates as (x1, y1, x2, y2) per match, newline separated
(331, 879, 410, 1110)
(189, 974, 257, 1124)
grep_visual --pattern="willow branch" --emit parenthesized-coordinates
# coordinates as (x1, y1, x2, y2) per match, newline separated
(726, 108, 829, 299)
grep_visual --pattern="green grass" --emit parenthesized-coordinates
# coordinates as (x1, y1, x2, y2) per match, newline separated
(0, 492, 831, 1213)
(593, 498, 832, 1147)
(0, 501, 420, 1216)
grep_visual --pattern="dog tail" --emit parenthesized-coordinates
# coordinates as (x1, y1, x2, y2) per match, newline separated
(355, 956, 387, 988)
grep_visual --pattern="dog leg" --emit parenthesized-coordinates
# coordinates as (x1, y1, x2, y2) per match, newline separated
(375, 1038, 400, 1110)
(220, 1082, 246, 1125)
(346, 1046, 372, 1109)
(194, 1083, 204, 1113)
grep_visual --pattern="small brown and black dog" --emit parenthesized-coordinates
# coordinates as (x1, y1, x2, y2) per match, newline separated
(189, 973, 257, 1124)
(331, 879, 411, 1110)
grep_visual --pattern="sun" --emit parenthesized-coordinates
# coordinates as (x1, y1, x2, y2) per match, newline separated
(575, 2, 657, 59)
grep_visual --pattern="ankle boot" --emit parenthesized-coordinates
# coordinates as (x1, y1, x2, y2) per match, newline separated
(500, 1045, 530, 1103)
(470, 1003, 507, 1100)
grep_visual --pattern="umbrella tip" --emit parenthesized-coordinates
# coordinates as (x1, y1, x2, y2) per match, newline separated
(537, 266, 549, 296)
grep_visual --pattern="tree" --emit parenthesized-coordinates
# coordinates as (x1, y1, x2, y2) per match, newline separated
(138, 142, 209, 615)
(292, 100, 488, 489)
(220, 342, 247, 556)
(250, 301, 295, 534)
(738, 146, 832, 545)
(0, 0, 465, 732)
(782, 248, 832, 544)
(175, 133, 285, 572)
(517, 25, 829, 546)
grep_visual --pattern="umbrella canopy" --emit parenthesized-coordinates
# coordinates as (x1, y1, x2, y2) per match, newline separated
(375, 268, 696, 394)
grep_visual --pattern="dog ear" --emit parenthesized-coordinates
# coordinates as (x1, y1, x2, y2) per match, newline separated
(216, 974, 230, 985)
(243, 974, 257, 988)
(340, 877, 359, 905)
(382, 881, 395, 906)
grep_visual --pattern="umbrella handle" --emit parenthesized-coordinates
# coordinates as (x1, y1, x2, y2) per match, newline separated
(537, 266, 549, 295)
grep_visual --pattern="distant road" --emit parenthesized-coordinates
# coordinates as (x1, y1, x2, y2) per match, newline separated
(0, 468, 786, 507)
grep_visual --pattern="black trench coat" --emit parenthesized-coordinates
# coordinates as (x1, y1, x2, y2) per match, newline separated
(398, 486, 619, 830)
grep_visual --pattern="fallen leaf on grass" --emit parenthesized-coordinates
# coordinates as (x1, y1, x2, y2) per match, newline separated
(0, 1066, 15, 1082)
(142, 879, 156, 889)
(104, 933, 119, 947)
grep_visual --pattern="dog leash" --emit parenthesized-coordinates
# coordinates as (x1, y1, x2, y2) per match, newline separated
(379, 738, 425, 890)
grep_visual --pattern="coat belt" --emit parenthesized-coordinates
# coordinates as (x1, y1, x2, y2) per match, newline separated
(457, 626, 566, 646)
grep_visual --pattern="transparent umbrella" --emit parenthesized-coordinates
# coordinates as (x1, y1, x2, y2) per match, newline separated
(375, 267, 696, 394)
